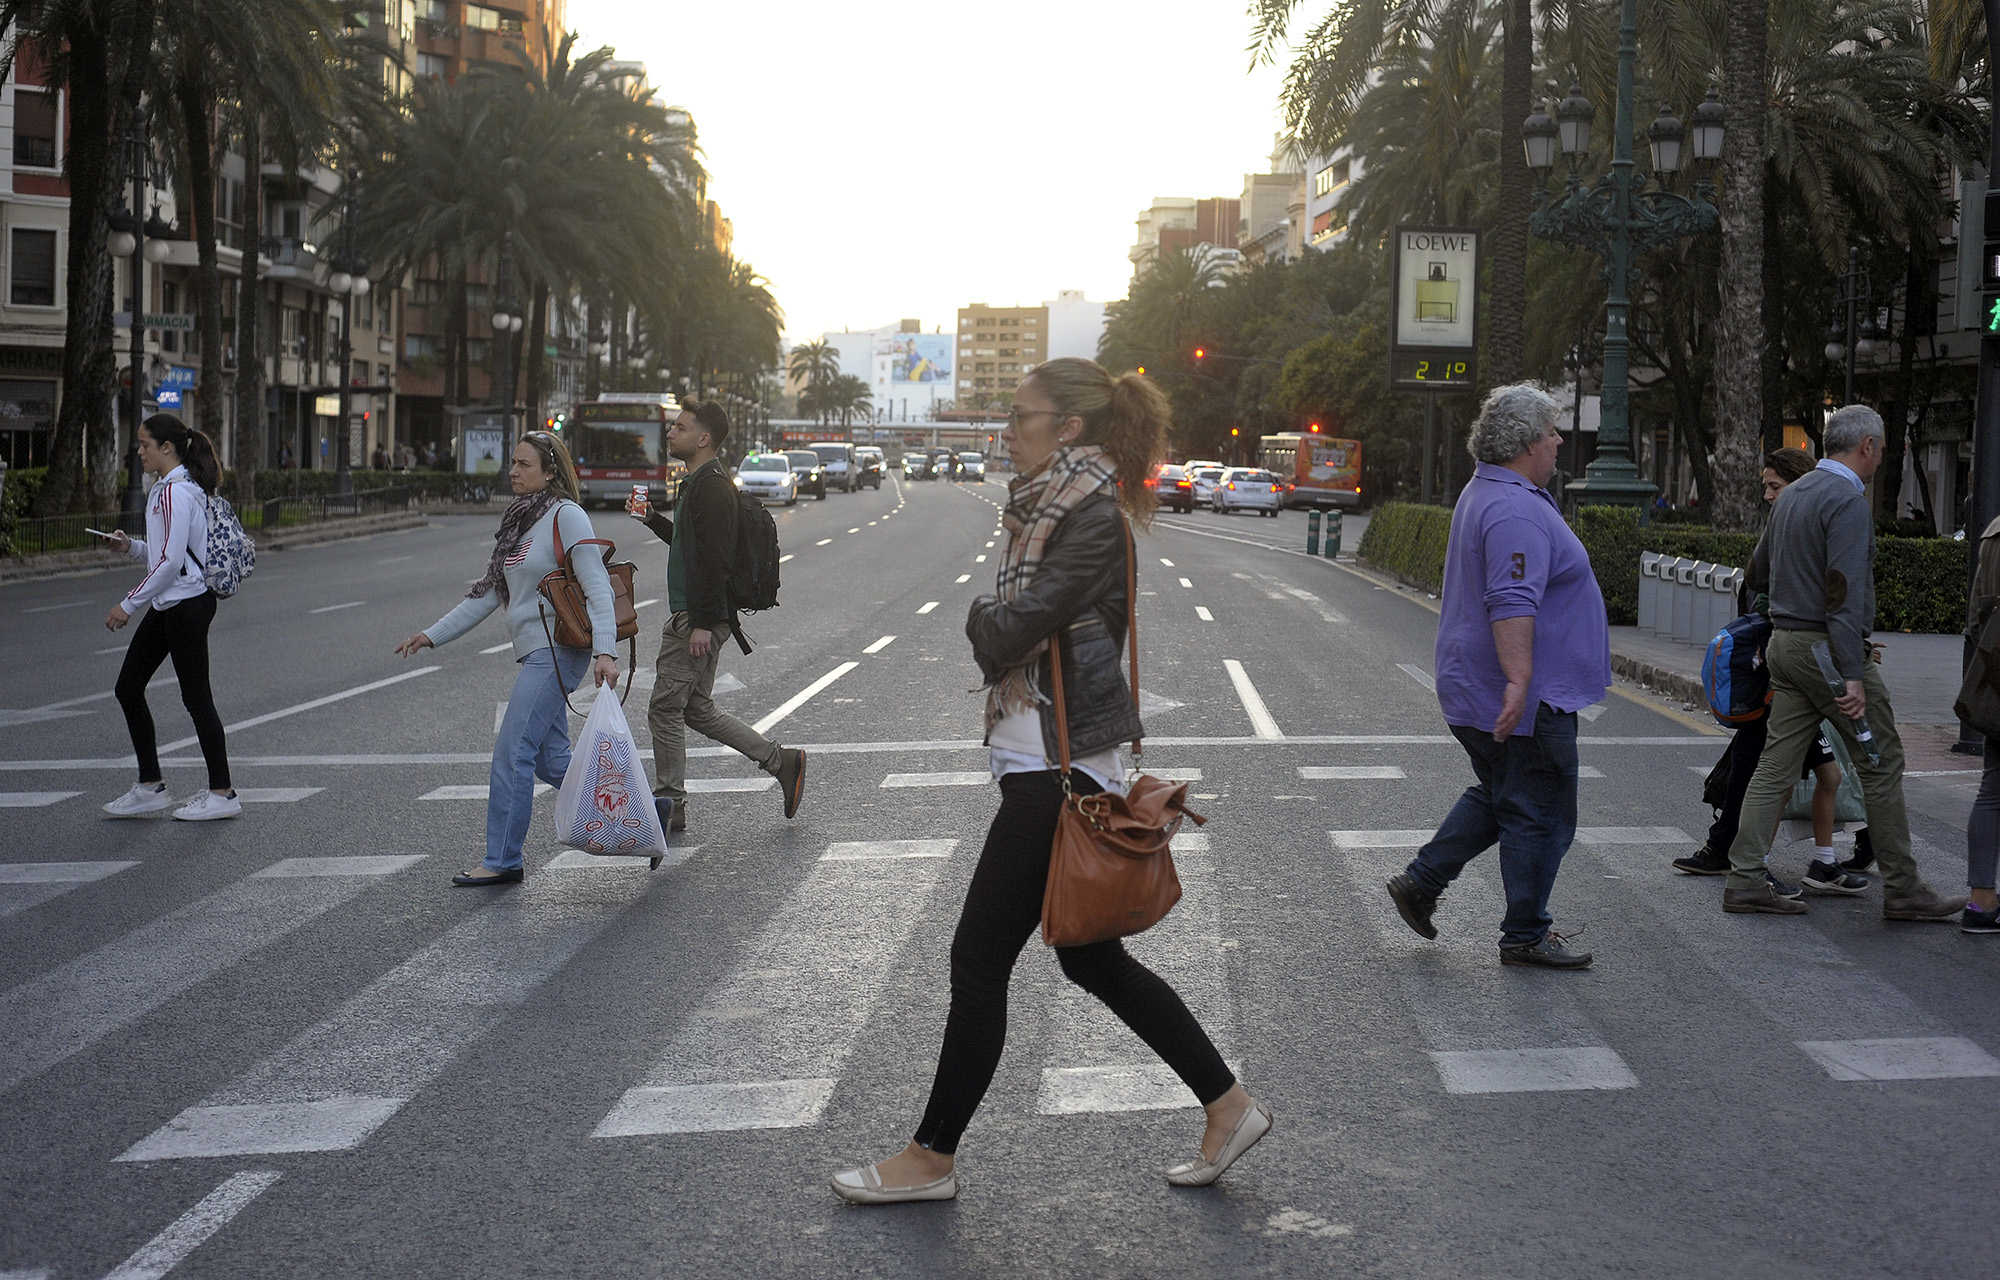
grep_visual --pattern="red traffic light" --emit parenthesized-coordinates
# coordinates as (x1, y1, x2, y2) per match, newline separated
(1229, 427, 1239, 437)
(1308, 422, 1321, 433)
(1193, 347, 1206, 360)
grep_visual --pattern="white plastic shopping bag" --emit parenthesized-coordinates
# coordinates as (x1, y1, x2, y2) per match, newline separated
(554, 685, 669, 857)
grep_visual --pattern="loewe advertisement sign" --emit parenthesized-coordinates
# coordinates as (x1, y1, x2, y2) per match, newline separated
(1389, 226, 1480, 390)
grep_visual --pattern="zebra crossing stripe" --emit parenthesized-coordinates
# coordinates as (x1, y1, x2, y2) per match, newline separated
(101, 1169, 283, 1280)
(119, 878, 638, 1160)
(1329, 827, 1690, 849)
(0, 862, 411, 1096)
(0, 792, 81, 807)
(0, 860, 139, 919)
(879, 771, 989, 788)
(593, 855, 954, 1137)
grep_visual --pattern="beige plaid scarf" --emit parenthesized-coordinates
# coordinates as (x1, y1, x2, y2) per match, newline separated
(984, 444, 1118, 730)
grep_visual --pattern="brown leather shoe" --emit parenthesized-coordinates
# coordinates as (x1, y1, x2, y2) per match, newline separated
(1723, 883, 1809, 914)
(776, 747, 807, 820)
(1883, 886, 1968, 922)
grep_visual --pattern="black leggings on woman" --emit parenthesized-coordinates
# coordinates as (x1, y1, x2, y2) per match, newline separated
(115, 592, 230, 790)
(913, 769, 1234, 1155)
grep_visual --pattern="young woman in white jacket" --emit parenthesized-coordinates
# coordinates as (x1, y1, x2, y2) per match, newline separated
(98, 414, 239, 821)
(396, 430, 620, 886)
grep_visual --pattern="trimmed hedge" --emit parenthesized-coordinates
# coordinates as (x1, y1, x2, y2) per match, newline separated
(0, 466, 47, 557)
(1358, 501, 1969, 634)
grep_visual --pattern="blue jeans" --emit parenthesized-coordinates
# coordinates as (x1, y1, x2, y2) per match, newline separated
(1404, 704, 1580, 947)
(486, 646, 589, 872)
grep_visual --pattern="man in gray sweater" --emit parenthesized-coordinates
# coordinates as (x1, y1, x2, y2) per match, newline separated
(1720, 405, 1964, 920)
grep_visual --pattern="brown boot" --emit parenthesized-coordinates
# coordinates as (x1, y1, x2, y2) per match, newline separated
(1723, 882, 1809, 915)
(1883, 886, 1968, 922)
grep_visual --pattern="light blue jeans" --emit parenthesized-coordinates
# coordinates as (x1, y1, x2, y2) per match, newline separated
(486, 645, 590, 872)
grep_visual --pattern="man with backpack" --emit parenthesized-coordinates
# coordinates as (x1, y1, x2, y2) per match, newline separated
(629, 400, 805, 834)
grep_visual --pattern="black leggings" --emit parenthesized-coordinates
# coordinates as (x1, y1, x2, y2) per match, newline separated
(913, 770, 1234, 1155)
(115, 592, 230, 790)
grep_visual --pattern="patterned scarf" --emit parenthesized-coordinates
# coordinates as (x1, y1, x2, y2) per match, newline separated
(469, 490, 558, 605)
(984, 444, 1119, 730)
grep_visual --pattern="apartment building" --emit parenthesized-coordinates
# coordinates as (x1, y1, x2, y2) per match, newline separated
(1129, 195, 1243, 281)
(956, 304, 1049, 408)
(1239, 139, 1307, 266)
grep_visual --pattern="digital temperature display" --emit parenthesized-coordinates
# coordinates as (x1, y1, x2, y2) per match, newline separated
(1391, 348, 1477, 390)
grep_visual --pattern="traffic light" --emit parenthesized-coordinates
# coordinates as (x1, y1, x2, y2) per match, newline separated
(1984, 187, 2000, 337)
(1308, 421, 1322, 433)
(1137, 365, 1147, 374)
(1229, 427, 1239, 437)
(1193, 347, 1206, 361)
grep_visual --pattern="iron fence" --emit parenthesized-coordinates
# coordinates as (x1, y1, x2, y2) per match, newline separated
(4, 484, 430, 558)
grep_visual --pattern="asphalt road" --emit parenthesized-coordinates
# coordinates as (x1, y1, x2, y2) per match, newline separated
(0, 475, 1988, 1280)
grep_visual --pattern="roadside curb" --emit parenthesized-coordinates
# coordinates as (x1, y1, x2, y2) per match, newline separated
(0, 512, 432, 586)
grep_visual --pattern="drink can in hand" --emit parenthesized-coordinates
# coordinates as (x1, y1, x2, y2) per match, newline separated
(629, 484, 647, 513)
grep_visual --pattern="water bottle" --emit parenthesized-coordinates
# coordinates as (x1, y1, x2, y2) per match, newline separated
(1811, 640, 1881, 766)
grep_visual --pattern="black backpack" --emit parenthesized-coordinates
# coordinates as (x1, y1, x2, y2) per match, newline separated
(731, 489, 781, 612)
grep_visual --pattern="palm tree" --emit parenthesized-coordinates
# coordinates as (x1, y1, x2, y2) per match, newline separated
(788, 340, 840, 422)
(1708, 0, 1769, 531)
(828, 374, 873, 428)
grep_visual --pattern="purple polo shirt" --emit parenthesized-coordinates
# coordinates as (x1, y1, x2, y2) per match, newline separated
(1433, 462, 1611, 735)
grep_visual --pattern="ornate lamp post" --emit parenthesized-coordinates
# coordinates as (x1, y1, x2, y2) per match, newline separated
(327, 172, 371, 499)
(489, 234, 525, 433)
(585, 320, 607, 401)
(1523, 0, 1724, 508)
(109, 108, 173, 531)
(1823, 247, 1886, 408)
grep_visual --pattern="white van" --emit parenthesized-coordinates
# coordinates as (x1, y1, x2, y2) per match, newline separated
(809, 441, 858, 492)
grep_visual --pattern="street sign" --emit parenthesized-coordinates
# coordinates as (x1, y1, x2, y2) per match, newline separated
(1390, 225, 1480, 390)
(112, 312, 196, 331)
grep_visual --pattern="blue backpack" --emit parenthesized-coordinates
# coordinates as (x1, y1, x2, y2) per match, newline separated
(188, 492, 256, 598)
(1702, 613, 1772, 725)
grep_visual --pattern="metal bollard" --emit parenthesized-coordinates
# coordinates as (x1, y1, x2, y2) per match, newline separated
(1306, 509, 1321, 556)
(1710, 566, 1743, 635)
(1325, 512, 1342, 558)
(1692, 562, 1715, 641)
(1638, 551, 1664, 633)
(1671, 560, 1702, 643)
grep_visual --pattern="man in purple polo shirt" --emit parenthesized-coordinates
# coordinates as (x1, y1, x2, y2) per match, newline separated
(1386, 384, 1611, 969)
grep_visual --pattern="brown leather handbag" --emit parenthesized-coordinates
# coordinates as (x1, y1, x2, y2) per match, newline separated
(1039, 522, 1204, 948)
(536, 505, 639, 709)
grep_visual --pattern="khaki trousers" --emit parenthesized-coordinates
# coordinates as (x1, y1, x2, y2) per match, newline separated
(1725, 628, 1919, 895)
(647, 612, 779, 802)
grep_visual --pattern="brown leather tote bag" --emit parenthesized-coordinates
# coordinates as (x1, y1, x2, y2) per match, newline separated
(536, 504, 638, 709)
(1039, 522, 1204, 948)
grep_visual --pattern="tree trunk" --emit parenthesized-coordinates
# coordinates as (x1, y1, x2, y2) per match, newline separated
(33, 26, 117, 516)
(1707, 0, 1769, 532)
(522, 281, 547, 424)
(1486, 0, 1532, 385)
(178, 75, 226, 449)
(1759, 185, 1785, 452)
(583, 297, 600, 400)
(445, 263, 466, 407)
(1878, 250, 1929, 522)
(234, 99, 266, 500)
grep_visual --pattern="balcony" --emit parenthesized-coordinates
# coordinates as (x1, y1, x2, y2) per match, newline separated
(261, 236, 321, 282)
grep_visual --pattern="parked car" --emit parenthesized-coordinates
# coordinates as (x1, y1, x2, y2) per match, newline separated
(1213, 467, 1284, 517)
(903, 453, 935, 480)
(1187, 466, 1227, 507)
(854, 446, 885, 489)
(957, 452, 987, 480)
(809, 441, 858, 492)
(734, 452, 800, 505)
(1152, 463, 1195, 513)
(785, 449, 830, 500)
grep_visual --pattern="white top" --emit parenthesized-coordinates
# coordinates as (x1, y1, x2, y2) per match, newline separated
(121, 465, 209, 613)
(987, 705, 1129, 794)
(421, 501, 619, 660)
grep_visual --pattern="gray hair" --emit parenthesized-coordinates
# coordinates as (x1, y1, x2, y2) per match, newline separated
(1466, 383, 1560, 464)
(1822, 404, 1884, 456)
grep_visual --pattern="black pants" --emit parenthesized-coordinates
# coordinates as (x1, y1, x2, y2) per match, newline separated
(912, 770, 1234, 1155)
(1705, 712, 1769, 852)
(115, 593, 230, 790)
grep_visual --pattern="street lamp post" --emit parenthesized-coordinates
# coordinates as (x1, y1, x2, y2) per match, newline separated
(109, 109, 171, 532)
(1522, 0, 1724, 509)
(1823, 247, 1881, 408)
(489, 234, 524, 434)
(327, 171, 371, 500)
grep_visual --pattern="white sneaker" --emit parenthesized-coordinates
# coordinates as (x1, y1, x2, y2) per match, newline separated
(103, 783, 176, 817)
(172, 790, 243, 822)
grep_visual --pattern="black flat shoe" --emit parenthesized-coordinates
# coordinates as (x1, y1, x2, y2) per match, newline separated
(452, 867, 523, 887)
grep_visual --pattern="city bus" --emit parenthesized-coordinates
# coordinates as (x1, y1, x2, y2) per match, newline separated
(559, 393, 687, 508)
(1259, 431, 1363, 509)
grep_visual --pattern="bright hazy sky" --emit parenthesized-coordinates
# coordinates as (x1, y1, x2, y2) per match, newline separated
(567, 0, 1292, 347)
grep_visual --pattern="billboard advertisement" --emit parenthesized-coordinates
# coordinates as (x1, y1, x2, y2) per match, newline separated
(877, 334, 953, 384)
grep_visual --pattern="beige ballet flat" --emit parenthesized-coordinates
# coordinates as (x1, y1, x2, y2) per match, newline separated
(1165, 1100, 1273, 1187)
(830, 1162, 958, 1205)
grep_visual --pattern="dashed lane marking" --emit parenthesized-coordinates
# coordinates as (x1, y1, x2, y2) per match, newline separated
(1159, 558, 1174, 567)
(1178, 577, 1193, 589)
(22, 600, 91, 614)
(750, 662, 858, 736)
(880, 771, 989, 788)
(1194, 606, 1214, 622)
(955, 574, 971, 583)
(100, 1170, 284, 1280)
(1297, 766, 1404, 780)
(1223, 659, 1282, 739)
(158, 667, 441, 754)
(479, 642, 513, 655)
(307, 601, 364, 615)
(917, 602, 939, 614)
(779, 554, 795, 564)
(1397, 663, 1435, 692)
(815, 538, 832, 546)
(862, 635, 896, 654)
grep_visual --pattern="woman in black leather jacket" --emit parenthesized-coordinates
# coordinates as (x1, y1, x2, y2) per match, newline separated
(831, 358, 1270, 1205)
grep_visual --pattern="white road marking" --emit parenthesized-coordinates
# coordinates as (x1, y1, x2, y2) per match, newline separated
(159, 667, 441, 754)
(0, 791, 82, 807)
(418, 783, 551, 800)
(1397, 663, 1436, 692)
(955, 574, 971, 583)
(1194, 606, 1214, 622)
(1796, 1037, 2000, 1082)
(479, 642, 514, 654)
(1328, 827, 1690, 848)
(381, 554, 415, 564)
(594, 855, 952, 1136)
(96, 644, 127, 654)
(635, 597, 660, 609)
(1148, 768, 1203, 781)
(494, 702, 507, 733)
(815, 538, 832, 546)
(545, 847, 698, 871)
(1430, 1048, 1639, 1095)
(120, 878, 637, 1160)
(916, 601, 939, 615)
(985, 540, 995, 548)
(847, 527, 860, 534)
(778, 554, 794, 563)
(1274, 582, 1346, 624)
(1298, 766, 1405, 780)
(0, 859, 139, 918)
(0, 861, 407, 1094)
(101, 1170, 284, 1280)
(252, 856, 427, 878)
(1178, 577, 1193, 588)
(0, 678, 175, 727)
(1171, 831, 1209, 852)
(1579, 704, 1606, 722)
(1159, 558, 1175, 567)
(307, 601, 364, 615)
(1222, 659, 1282, 739)
(231, 787, 324, 803)
(750, 661, 858, 736)
(880, 771, 990, 788)
(974, 554, 987, 563)
(686, 777, 776, 793)
(862, 635, 896, 654)
(22, 600, 91, 614)
(821, 840, 957, 861)
(1576, 766, 1605, 779)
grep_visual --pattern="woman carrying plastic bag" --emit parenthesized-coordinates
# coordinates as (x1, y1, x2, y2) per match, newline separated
(555, 685, 670, 861)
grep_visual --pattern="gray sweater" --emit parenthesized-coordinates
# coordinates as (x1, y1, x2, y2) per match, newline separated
(1765, 466, 1874, 679)
(423, 501, 619, 659)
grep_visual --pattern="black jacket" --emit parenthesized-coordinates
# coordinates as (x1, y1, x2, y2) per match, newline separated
(965, 492, 1143, 760)
(641, 458, 749, 652)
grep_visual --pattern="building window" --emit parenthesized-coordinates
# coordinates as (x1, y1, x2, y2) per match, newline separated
(465, 337, 490, 361)
(13, 89, 59, 168)
(418, 52, 448, 78)
(404, 333, 438, 360)
(8, 227, 57, 306)
(411, 278, 443, 305)
(464, 4, 498, 30)
(418, 0, 448, 20)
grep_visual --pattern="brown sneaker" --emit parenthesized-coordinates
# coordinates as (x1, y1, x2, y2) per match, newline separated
(776, 747, 807, 819)
(1883, 886, 1968, 922)
(1723, 882, 1809, 915)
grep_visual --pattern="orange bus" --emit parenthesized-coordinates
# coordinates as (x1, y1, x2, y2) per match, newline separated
(559, 393, 689, 508)
(1259, 432, 1363, 509)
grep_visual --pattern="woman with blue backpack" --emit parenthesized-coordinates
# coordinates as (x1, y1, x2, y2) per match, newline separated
(97, 414, 239, 822)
